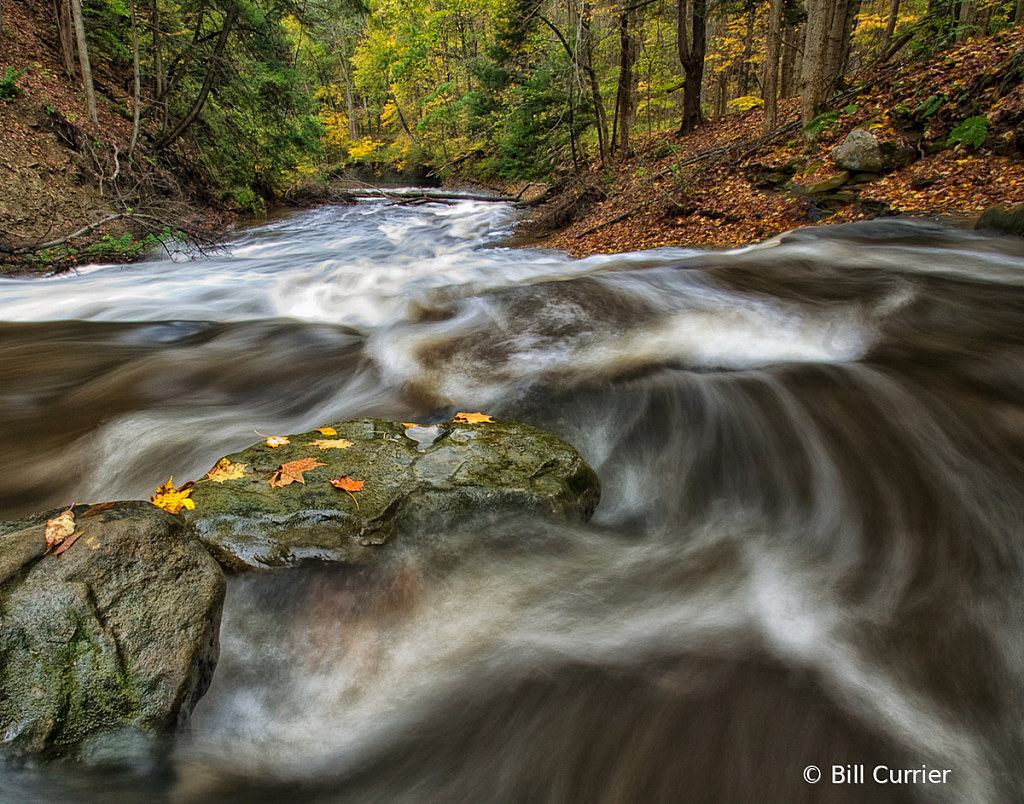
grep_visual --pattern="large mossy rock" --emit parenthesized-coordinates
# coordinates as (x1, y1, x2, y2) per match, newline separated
(185, 417, 600, 571)
(0, 501, 225, 762)
(831, 129, 884, 173)
(975, 203, 1024, 238)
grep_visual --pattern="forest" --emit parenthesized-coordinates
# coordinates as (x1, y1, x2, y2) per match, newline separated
(2, 0, 1022, 203)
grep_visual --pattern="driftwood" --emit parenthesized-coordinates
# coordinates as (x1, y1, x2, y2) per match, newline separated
(344, 188, 516, 204)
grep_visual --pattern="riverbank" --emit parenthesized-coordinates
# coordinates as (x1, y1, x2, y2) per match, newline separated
(3, 8, 1022, 274)
(517, 27, 1024, 256)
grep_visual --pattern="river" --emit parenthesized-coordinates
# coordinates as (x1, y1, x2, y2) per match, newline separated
(2, 199, 1024, 803)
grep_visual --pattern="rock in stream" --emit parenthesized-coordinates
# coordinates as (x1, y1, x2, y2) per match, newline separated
(0, 501, 225, 762)
(184, 417, 600, 571)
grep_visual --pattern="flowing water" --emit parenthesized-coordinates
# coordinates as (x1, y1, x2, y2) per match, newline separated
(2, 199, 1024, 803)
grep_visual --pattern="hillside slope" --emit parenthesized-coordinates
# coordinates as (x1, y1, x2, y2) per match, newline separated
(526, 28, 1024, 256)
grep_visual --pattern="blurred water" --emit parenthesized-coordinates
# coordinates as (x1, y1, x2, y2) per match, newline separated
(2, 201, 1024, 803)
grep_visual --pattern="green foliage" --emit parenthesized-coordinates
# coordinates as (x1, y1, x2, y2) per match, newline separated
(946, 115, 990, 149)
(803, 110, 841, 139)
(83, 0, 133, 67)
(0, 66, 27, 101)
(85, 229, 172, 259)
(915, 94, 945, 121)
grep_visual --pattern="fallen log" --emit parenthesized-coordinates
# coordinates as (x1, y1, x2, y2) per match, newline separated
(343, 188, 517, 203)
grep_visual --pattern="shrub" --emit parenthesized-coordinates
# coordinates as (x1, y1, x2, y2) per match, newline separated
(0, 66, 27, 102)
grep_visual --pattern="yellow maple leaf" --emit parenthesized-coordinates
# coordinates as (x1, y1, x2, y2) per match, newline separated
(206, 458, 247, 483)
(255, 430, 290, 447)
(316, 427, 337, 435)
(401, 422, 421, 428)
(311, 438, 353, 450)
(453, 412, 493, 424)
(151, 477, 195, 514)
(269, 458, 327, 488)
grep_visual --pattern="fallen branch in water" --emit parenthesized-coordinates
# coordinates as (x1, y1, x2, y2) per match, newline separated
(343, 188, 516, 204)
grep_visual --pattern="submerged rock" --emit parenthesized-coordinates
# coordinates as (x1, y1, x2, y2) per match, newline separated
(0, 501, 224, 762)
(185, 417, 600, 571)
(975, 203, 1024, 238)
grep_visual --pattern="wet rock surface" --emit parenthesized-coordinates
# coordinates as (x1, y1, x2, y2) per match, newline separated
(185, 417, 600, 571)
(0, 501, 225, 762)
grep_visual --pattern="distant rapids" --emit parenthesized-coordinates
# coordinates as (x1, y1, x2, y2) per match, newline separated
(2, 198, 1024, 804)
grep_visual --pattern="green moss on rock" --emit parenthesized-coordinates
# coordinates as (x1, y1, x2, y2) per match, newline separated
(0, 501, 224, 762)
(185, 417, 600, 570)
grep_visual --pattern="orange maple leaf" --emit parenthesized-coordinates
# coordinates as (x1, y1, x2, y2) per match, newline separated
(330, 475, 364, 491)
(312, 438, 354, 450)
(453, 412, 493, 424)
(206, 457, 247, 483)
(43, 505, 76, 552)
(316, 427, 337, 435)
(151, 478, 195, 514)
(269, 458, 327, 488)
(401, 422, 421, 428)
(329, 475, 364, 509)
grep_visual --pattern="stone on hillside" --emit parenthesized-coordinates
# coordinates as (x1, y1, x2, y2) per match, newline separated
(831, 129, 884, 173)
(800, 171, 850, 195)
(0, 502, 225, 762)
(880, 142, 918, 171)
(185, 417, 600, 571)
(975, 203, 1024, 238)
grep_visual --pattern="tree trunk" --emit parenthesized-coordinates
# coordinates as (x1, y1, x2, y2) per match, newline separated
(1016, 0, 1023, 26)
(129, 0, 141, 156)
(800, 0, 831, 130)
(70, 0, 98, 124)
(155, 5, 238, 150)
(338, 24, 358, 140)
(762, 0, 783, 133)
(582, 0, 610, 165)
(958, 0, 976, 38)
(614, 1, 642, 158)
(780, 21, 798, 98)
(152, 0, 166, 127)
(884, 0, 900, 45)
(824, 0, 854, 97)
(676, 0, 707, 134)
(55, 0, 76, 76)
(738, 5, 756, 95)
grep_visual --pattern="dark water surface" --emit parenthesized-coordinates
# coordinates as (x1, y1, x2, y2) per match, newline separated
(2, 200, 1024, 803)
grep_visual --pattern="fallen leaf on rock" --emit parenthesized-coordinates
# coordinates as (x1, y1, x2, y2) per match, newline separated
(270, 458, 327, 488)
(401, 422, 421, 428)
(454, 412, 493, 424)
(151, 478, 195, 514)
(312, 438, 353, 450)
(329, 475, 364, 508)
(330, 475, 364, 491)
(255, 430, 290, 447)
(82, 501, 115, 517)
(316, 427, 337, 435)
(52, 530, 84, 556)
(44, 506, 76, 551)
(206, 457, 247, 483)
